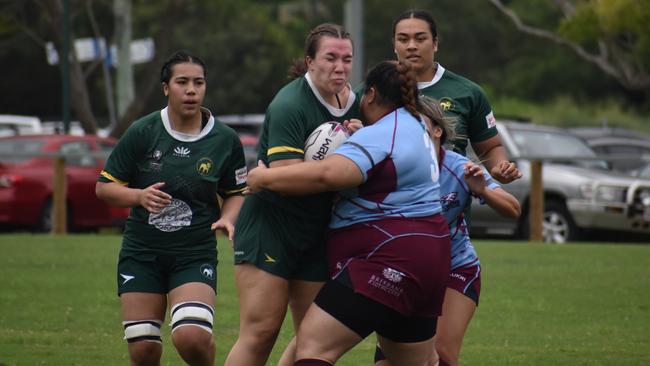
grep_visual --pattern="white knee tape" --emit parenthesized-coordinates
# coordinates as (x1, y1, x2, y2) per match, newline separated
(170, 301, 214, 334)
(123, 320, 162, 343)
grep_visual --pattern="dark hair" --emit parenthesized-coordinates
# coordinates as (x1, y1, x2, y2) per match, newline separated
(288, 23, 353, 79)
(364, 60, 421, 121)
(391, 9, 438, 41)
(160, 50, 206, 84)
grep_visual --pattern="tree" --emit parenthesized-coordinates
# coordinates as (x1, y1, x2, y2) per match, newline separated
(488, 0, 650, 93)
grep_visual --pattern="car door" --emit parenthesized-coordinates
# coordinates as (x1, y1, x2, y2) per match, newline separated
(60, 140, 101, 228)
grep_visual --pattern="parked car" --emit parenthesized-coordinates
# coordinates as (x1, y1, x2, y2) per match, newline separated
(0, 134, 129, 232)
(471, 121, 650, 243)
(0, 114, 43, 137)
(218, 114, 263, 170)
(569, 126, 650, 174)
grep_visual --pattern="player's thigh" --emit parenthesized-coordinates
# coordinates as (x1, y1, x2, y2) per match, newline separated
(121, 292, 167, 321)
(436, 288, 477, 350)
(377, 335, 435, 366)
(235, 263, 290, 326)
(168, 282, 216, 308)
(288, 279, 325, 330)
(295, 302, 363, 363)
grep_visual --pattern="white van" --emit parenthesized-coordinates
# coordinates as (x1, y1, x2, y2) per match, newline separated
(0, 115, 43, 137)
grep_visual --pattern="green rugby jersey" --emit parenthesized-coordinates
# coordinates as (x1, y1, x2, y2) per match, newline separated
(419, 64, 497, 156)
(252, 73, 361, 220)
(99, 107, 247, 254)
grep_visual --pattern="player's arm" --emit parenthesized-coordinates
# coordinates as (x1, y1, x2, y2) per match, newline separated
(96, 181, 171, 214)
(211, 195, 244, 240)
(247, 154, 363, 195)
(464, 162, 521, 218)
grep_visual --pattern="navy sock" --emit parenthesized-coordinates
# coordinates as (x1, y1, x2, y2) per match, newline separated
(374, 344, 386, 362)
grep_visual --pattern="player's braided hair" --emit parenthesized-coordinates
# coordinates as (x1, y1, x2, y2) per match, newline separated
(364, 60, 421, 121)
(160, 50, 206, 84)
(288, 23, 353, 79)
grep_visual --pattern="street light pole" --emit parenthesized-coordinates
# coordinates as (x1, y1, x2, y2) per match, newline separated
(61, 0, 71, 134)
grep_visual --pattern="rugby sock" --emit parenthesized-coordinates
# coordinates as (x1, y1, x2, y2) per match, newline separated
(294, 359, 333, 366)
(374, 344, 387, 362)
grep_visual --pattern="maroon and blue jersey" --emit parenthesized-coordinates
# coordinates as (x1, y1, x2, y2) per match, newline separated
(330, 108, 442, 229)
(439, 148, 500, 269)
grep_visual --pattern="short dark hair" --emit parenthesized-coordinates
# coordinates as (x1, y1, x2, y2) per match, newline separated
(391, 9, 438, 41)
(160, 50, 206, 84)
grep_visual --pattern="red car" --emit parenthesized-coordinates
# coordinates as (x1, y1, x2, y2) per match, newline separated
(0, 134, 129, 232)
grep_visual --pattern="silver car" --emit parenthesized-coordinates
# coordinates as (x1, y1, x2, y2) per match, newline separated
(470, 121, 650, 243)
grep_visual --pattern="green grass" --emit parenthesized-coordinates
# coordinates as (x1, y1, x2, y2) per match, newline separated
(0, 235, 649, 365)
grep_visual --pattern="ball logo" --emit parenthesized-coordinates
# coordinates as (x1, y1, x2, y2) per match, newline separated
(304, 121, 349, 161)
(148, 198, 192, 232)
(200, 264, 215, 280)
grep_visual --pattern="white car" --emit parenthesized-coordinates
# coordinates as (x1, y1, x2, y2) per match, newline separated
(470, 121, 650, 243)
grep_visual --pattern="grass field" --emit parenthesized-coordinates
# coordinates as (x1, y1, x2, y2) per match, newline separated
(0, 234, 649, 365)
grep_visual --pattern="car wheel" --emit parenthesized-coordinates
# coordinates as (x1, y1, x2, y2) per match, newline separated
(37, 199, 53, 232)
(520, 199, 581, 243)
(37, 199, 72, 233)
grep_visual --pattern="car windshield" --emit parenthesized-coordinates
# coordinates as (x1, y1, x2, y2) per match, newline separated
(510, 129, 609, 170)
(0, 139, 44, 163)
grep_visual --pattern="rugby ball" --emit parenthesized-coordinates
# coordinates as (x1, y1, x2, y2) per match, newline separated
(304, 121, 350, 161)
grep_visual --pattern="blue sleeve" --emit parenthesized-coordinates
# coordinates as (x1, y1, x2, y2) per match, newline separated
(333, 123, 391, 182)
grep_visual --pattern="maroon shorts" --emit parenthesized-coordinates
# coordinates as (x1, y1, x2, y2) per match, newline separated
(327, 215, 450, 317)
(447, 263, 481, 306)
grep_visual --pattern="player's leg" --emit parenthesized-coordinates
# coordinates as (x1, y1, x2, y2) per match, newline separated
(377, 335, 435, 366)
(224, 264, 290, 366)
(293, 280, 376, 364)
(168, 282, 216, 366)
(435, 288, 477, 366)
(278, 280, 324, 366)
(121, 292, 167, 366)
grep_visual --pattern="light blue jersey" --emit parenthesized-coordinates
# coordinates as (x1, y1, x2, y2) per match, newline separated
(439, 149, 500, 269)
(330, 108, 442, 229)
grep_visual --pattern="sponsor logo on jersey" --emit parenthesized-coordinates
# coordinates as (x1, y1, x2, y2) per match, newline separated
(440, 192, 460, 212)
(200, 264, 215, 280)
(235, 167, 247, 185)
(439, 97, 454, 111)
(148, 198, 192, 232)
(450, 272, 467, 282)
(196, 157, 213, 176)
(173, 146, 191, 158)
(153, 149, 163, 161)
(486, 111, 496, 128)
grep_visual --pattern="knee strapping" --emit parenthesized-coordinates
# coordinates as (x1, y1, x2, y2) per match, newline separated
(170, 301, 214, 334)
(123, 319, 163, 343)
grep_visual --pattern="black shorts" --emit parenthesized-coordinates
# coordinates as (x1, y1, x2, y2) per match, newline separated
(314, 277, 436, 343)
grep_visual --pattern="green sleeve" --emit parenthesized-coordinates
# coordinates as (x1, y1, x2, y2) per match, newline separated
(218, 132, 248, 198)
(98, 123, 143, 185)
(265, 100, 309, 162)
(467, 85, 498, 143)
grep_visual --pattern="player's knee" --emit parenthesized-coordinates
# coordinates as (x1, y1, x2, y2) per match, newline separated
(123, 320, 163, 365)
(172, 324, 214, 353)
(434, 339, 458, 366)
(170, 301, 214, 335)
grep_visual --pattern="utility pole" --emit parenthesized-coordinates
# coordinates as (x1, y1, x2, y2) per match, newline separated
(61, 0, 71, 133)
(344, 0, 364, 87)
(114, 0, 135, 120)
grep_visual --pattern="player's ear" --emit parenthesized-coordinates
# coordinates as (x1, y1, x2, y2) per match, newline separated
(365, 87, 377, 104)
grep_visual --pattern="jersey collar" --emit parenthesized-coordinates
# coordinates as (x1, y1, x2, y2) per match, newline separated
(304, 72, 356, 117)
(160, 106, 215, 142)
(417, 63, 446, 90)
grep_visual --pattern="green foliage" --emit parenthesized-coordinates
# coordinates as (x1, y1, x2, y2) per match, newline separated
(1, 235, 649, 365)
(491, 95, 650, 133)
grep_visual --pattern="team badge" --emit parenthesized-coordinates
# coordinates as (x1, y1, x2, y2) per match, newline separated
(439, 97, 454, 111)
(200, 264, 215, 280)
(153, 149, 163, 161)
(382, 267, 405, 283)
(196, 157, 213, 176)
(148, 198, 192, 232)
(440, 192, 460, 211)
(150, 149, 163, 171)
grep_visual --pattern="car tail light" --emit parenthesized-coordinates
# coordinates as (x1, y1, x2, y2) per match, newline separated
(0, 174, 22, 188)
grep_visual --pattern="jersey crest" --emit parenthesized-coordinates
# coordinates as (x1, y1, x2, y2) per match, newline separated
(440, 192, 460, 212)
